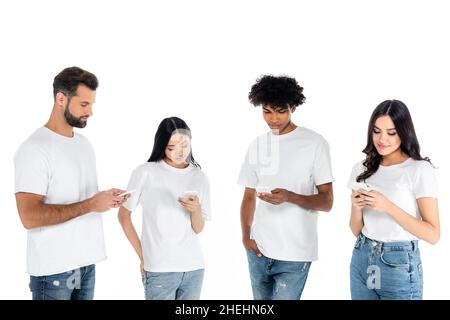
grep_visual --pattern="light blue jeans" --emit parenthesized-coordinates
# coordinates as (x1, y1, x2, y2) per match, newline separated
(142, 269, 204, 300)
(350, 233, 423, 300)
(29, 264, 96, 300)
(246, 250, 311, 300)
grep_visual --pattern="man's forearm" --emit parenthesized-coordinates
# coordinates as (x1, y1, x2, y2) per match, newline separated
(240, 198, 256, 239)
(27, 198, 93, 229)
(287, 192, 333, 212)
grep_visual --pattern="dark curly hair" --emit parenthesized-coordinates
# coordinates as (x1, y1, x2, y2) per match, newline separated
(357, 99, 431, 182)
(248, 75, 306, 108)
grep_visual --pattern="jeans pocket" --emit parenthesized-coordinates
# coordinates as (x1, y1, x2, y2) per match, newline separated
(300, 262, 311, 273)
(29, 276, 41, 292)
(246, 249, 263, 258)
(141, 271, 148, 286)
(380, 249, 410, 268)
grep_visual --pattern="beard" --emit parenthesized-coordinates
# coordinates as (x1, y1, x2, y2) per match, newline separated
(64, 102, 87, 128)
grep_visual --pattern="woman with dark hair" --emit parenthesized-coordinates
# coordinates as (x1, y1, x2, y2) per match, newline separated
(348, 100, 440, 300)
(118, 117, 211, 300)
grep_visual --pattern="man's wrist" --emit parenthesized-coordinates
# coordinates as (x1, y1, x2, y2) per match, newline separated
(287, 191, 296, 203)
(83, 197, 94, 213)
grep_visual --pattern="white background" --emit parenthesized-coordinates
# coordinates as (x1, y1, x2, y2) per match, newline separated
(1, 0, 449, 300)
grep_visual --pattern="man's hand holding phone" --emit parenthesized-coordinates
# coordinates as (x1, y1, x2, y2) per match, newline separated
(117, 189, 136, 198)
(256, 186, 290, 205)
(90, 188, 129, 212)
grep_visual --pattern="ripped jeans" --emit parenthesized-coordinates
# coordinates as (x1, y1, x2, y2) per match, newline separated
(142, 269, 204, 300)
(350, 233, 423, 300)
(29, 264, 95, 300)
(246, 250, 311, 300)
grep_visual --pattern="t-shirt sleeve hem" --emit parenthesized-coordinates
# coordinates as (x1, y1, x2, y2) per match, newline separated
(315, 178, 334, 186)
(14, 187, 47, 196)
(121, 202, 136, 212)
(415, 193, 438, 199)
(237, 179, 257, 189)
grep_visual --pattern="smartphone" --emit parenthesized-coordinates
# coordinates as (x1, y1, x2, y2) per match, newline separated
(179, 190, 198, 200)
(117, 189, 136, 197)
(256, 186, 272, 195)
(349, 182, 371, 191)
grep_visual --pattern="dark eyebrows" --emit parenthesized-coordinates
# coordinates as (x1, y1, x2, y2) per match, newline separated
(373, 125, 396, 131)
(262, 106, 286, 112)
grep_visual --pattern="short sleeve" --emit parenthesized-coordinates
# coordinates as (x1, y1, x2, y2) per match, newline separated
(122, 166, 147, 212)
(312, 137, 334, 186)
(237, 145, 258, 188)
(413, 161, 438, 199)
(14, 143, 49, 196)
(347, 161, 365, 188)
(199, 173, 212, 221)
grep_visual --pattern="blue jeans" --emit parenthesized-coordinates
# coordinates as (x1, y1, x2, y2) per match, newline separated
(350, 234, 423, 300)
(29, 264, 96, 300)
(142, 269, 204, 300)
(246, 250, 311, 300)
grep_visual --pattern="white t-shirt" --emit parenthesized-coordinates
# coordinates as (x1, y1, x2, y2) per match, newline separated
(14, 127, 106, 276)
(123, 160, 211, 272)
(237, 127, 333, 262)
(348, 158, 438, 242)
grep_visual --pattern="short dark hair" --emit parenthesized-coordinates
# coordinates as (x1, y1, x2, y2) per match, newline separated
(53, 66, 98, 99)
(248, 75, 305, 108)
